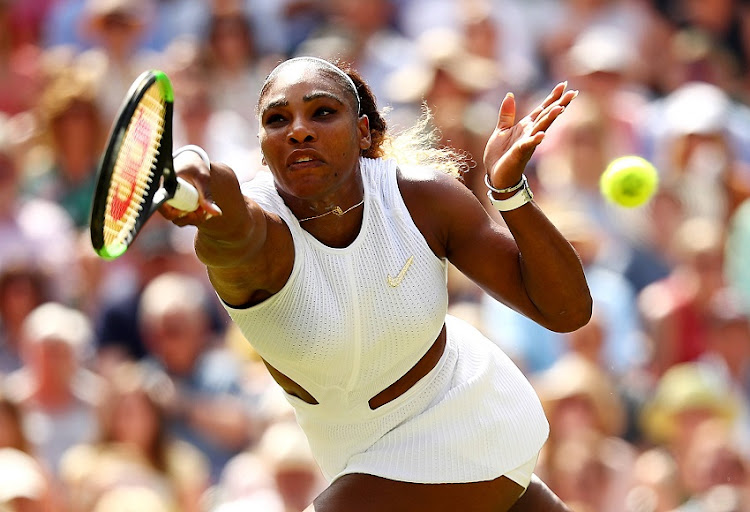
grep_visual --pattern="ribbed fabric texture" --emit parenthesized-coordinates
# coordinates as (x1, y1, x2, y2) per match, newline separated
(223, 158, 549, 483)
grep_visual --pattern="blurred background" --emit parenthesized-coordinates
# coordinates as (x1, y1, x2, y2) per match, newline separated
(2, 0, 750, 510)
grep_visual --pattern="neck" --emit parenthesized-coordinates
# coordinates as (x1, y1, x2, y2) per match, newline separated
(280, 165, 365, 223)
(281, 175, 366, 248)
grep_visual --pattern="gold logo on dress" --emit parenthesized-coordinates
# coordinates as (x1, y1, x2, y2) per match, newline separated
(387, 255, 414, 288)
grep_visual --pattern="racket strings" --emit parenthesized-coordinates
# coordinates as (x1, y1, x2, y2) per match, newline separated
(103, 85, 165, 248)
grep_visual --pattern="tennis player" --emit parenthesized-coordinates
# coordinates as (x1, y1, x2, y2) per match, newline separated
(161, 57, 591, 512)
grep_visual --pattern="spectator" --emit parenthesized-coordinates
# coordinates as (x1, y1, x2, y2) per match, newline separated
(638, 217, 728, 376)
(256, 420, 325, 512)
(6, 302, 101, 475)
(535, 0, 651, 82)
(652, 0, 750, 98)
(59, 362, 209, 512)
(533, 353, 636, 512)
(675, 419, 749, 511)
(0, 389, 30, 453)
(301, 0, 418, 110)
(0, 0, 43, 116)
(169, 62, 261, 184)
(93, 219, 193, 371)
(483, 205, 645, 375)
(203, 4, 270, 123)
(647, 82, 750, 225)
(640, 362, 739, 498)
(138, 272, 254, 482)
(76, 0, 160, 121)
(384, 26, 501, 203)
(625, 448, 682, 512)
(0, 112, 77, 295)
(0, 265, 51, 374)
(25, 63, 105, 228)
(213, 451, 285, 512)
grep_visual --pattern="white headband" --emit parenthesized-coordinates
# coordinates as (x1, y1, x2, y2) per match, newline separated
(289, 56, 361, 114)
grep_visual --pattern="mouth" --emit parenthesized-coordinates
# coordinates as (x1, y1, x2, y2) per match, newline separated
(287, 151, 325, 169)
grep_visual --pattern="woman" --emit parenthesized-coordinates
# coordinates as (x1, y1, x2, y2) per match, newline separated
(59, 362, 209, 512)
(162, 56, 591, 511)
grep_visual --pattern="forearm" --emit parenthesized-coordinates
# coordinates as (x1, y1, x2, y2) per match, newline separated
(502, 202, 592, 332)
(509, 475, 572, 512)
(193, 165, 265, 269)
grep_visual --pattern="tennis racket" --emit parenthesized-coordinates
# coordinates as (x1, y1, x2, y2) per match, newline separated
(89, 70, 202, 260)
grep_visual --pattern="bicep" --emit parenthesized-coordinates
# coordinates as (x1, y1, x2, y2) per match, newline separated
(402, 169, 539, 320)
(202, 200, 295, 308)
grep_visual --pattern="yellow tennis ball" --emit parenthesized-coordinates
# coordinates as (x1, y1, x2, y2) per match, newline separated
(600, 156, 659, 208)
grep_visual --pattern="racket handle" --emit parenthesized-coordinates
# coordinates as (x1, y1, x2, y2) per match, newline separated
(167, 177, 200, 212)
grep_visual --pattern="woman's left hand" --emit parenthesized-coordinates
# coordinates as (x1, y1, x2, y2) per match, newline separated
(483, 82, 578, 190)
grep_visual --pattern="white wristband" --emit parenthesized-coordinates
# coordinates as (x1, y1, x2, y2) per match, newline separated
(173, 144, 211, 168)
(487, 175, 534, 212)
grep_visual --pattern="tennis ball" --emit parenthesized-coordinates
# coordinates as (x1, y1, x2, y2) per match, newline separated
(600, 156, 658, 208)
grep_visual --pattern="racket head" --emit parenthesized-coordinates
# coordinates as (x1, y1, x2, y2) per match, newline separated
(89, 70, 177, 260)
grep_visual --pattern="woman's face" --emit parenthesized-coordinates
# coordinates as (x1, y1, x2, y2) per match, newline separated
(111, 391, 159, 448)
(257, 62, 370, 203)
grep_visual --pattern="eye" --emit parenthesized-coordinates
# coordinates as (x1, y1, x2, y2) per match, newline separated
(264, 113, 286, 125)
(314, 106, 336, 118)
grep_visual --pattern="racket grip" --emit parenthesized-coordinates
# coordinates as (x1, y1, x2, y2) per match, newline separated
(167, 177, 200, 212)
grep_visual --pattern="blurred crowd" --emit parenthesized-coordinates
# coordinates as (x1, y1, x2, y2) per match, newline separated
(2, 0, 750, 511)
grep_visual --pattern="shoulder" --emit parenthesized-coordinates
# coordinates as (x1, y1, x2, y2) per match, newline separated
(396, 164, 469, 206)
(396, 164, 482, 257)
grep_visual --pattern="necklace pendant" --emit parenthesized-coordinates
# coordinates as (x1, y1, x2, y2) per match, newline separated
(332, 206, 345, 216)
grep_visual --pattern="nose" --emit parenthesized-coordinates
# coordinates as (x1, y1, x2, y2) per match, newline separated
(288, 116, 316, 144)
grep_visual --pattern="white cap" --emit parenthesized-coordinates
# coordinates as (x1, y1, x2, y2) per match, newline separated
(84, 0, 152, 21)
(567, 26, 634, 76)
(138, 272, 207, 327)
(664, 81, 730, 136)
(22, 302, 93, 357)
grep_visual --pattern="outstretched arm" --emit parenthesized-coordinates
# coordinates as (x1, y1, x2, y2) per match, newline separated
(159, 152, 294, 307)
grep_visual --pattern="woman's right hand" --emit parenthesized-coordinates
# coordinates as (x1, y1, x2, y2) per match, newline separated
(159, 151, 223, 227)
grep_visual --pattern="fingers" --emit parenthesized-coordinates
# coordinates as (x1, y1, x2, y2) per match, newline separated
(162, 157, 224, 226)
(496, 92, 516, 130)
(530, 88, 579, 135)
(162, 206, 218, 227)
(528, 82, 569, 122)
(159, 188, 222, 227)
(515, 131, 546, 157)
(198, 182, 223, 217)
(496, 82, 578, 132)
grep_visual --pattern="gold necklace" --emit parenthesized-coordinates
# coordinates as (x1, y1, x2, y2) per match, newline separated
(298, 199, 365, 223)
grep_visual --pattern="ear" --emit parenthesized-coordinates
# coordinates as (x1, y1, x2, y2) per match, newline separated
(358, 114, 371, 151)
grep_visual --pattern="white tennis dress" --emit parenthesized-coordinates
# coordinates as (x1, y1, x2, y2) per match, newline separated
(223, 157, 549, 484)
